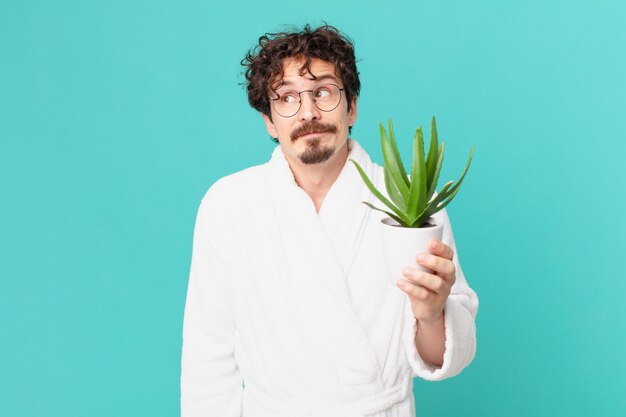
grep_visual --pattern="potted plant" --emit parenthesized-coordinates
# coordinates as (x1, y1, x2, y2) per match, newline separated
(350, 116, 475, 285)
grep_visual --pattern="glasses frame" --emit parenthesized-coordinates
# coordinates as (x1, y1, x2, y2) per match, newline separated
(269, 83, 345, 118)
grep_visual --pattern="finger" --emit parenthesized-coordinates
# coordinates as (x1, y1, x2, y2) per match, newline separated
(397, 279, 433, 300)
(429, 240, 454, 261)
(416, 253, 455, 278)
(402, 268, 449, 295)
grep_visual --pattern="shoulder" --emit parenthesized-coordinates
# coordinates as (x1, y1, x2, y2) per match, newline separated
(202, 164, 267, 204)
(195, 163, 269, 227)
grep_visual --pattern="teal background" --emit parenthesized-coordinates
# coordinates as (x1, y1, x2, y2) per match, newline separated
(1, 0, 625, 416)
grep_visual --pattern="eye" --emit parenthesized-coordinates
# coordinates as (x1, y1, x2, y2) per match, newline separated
(314, 87, 332, 99)
(279, 92, 298, 103)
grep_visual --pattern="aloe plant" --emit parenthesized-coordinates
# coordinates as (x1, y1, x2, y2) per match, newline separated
(350, 116, 475, 228)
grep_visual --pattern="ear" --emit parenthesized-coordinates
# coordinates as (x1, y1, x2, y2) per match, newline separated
(261, 113, 278, 139)
(348, 96, 358, 127)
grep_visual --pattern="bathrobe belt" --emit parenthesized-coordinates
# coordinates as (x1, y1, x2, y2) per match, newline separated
(247, 370, 412, 417)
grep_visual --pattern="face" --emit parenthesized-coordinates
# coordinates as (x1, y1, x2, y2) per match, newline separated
(262, 57, 358, 166)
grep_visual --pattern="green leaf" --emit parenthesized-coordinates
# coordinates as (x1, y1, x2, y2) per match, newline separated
(430, 184, 462, 215)
(426, 144, 475, 218)
(380, 122, 410, 201)
(350, 159, 409, 222)
(436, 144, 474, 206)
(387, 119, 410, 187)
(384, 164, 407, 212)
(426, 142, 445, 201)
(425, 116, 439, 190)
(429, 180, 454, 207)
(406, 126, 427, 220)
(361, 202, 410, 227)
(417, 180, 453, 225)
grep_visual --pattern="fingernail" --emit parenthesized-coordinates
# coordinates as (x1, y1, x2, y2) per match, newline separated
(402, 267, 411, 276)
(397, 280, 406, 289)
(430, 241, 439, 250)
(416, 254, 426, 262)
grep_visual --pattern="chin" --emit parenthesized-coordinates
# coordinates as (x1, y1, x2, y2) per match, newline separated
(298, 143, 335, 165)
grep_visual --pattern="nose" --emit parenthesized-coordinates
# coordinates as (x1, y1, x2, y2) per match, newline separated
(298, 91, 321, 121)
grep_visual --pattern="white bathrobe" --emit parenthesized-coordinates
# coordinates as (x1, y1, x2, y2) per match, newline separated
(181, 139, 478, 417)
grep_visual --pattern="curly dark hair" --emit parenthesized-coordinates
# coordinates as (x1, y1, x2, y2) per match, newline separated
(241, 24, 360, 128)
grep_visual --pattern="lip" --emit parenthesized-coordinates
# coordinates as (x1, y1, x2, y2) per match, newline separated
(297, 132, 328, 140)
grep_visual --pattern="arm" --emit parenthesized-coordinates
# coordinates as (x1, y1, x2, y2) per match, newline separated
(181, 190, 243, 416)
(414, 313, 446, 367)
(398, 209, 479, 380)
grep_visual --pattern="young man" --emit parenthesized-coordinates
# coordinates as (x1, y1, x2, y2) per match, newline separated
(181, 24, 478, 417)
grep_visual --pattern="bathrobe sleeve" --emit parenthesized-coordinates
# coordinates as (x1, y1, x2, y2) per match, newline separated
(181, 183, 243, 416)
(403, 209, 479, 381)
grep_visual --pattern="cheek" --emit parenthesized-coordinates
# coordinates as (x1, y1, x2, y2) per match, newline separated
(277, 122, 291, 136)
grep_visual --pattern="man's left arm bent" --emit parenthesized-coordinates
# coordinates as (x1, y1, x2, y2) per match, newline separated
(397, 210, 479, 380)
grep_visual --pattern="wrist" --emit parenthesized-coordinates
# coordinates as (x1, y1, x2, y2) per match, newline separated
(416, 311, 445, 327)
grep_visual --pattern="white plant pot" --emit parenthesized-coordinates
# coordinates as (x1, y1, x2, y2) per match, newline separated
(380, 217, 443, 286)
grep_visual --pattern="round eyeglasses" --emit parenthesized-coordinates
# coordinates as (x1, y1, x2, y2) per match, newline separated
(269, 83, 345, 118)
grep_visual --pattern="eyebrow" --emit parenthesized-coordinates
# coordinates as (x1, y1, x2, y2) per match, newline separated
(277, 74, 341, 88)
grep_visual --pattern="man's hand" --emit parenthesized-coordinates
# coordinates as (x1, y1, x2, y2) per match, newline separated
(396, 239, 456, 323)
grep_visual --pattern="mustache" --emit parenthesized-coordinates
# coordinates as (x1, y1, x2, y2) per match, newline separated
(290, 121, 337, 141)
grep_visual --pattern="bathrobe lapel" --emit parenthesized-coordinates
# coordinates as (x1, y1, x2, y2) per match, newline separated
(318, 141, 377, 279)
(265, 139, 382, 386)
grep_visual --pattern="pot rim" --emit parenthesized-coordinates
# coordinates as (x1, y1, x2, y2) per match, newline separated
(380, 216, 442, 229)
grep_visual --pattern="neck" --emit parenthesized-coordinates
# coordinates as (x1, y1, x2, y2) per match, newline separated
(285, 141, 349, 212)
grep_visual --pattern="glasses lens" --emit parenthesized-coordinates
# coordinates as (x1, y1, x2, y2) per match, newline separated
(272, 84, 342, 117)
(313, 84, 341, 112)
(273, 92, 300, 117)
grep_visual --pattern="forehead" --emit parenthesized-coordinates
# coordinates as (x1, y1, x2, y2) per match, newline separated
(274, 57, 340, 88)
